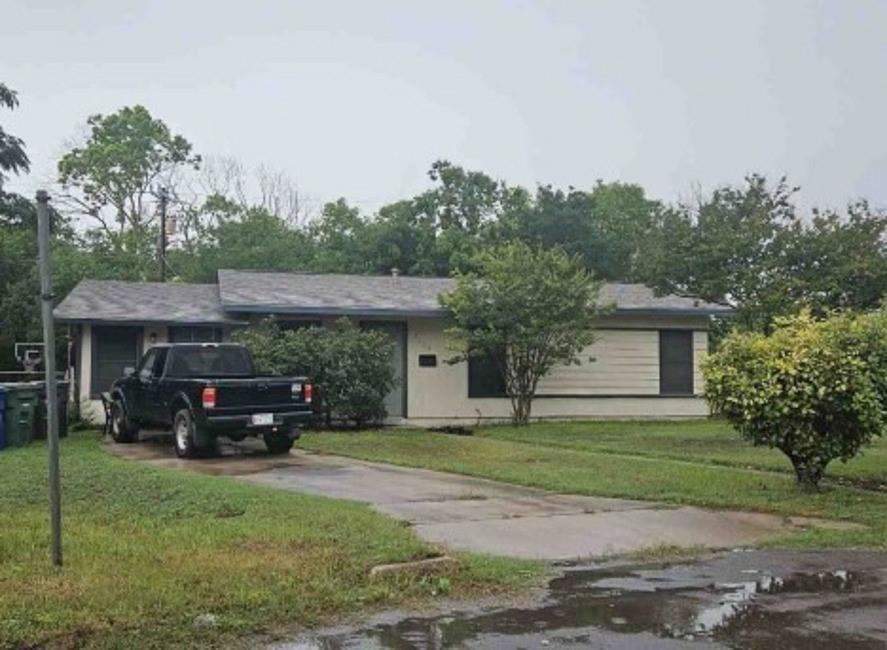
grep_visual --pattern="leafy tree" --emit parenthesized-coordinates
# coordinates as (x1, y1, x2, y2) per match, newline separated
(494, 184, 593, 264)
(441, 242, 603, 424)
(0, 220, 88, 370)
(589, 181, 659, 280)
(634, 175, 886, 332)
(780, 202, 886, 316)
(307, 199, 372, 273)
(233, 318, 396, 428)
(0, 83, 78, 369)
(57, 105, 200, 239)
(634, 174, 799, 331)
(496, 181, 657, 280)
(175, 207, 312, 282)
(703, 310, 887, 489)
(417, 160, 506, 232)
(0, 82, 29, 188)
(353, 160, 520, 277)
(0, 190, 36, 228)
(362, 199, 435, 275)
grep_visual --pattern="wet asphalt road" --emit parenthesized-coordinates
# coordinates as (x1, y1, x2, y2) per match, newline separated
(279, 550, 887, 649)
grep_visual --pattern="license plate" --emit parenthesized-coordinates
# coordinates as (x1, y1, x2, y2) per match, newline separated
(251, 413, 274, 426)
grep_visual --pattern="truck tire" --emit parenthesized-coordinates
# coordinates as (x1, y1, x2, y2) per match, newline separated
(173, 408, 208, 459)
(110, 400, 139, 443)
(264, 430, 294, 455)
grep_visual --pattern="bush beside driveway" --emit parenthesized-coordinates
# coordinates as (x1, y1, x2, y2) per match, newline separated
(0, 433, 537, 649)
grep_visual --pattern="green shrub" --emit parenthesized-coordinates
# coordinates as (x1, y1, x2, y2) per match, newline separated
(703, 309, 886, 489)
(234, 318, 396, 428)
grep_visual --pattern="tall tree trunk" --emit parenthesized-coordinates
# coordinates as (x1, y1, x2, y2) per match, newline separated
(511, 393, 532, 425)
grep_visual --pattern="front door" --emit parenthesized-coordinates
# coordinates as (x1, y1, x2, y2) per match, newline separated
(91, 326, 141, 398)
(360, 321, 407, 419)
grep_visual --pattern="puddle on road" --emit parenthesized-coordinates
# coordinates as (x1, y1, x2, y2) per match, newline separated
(278, 551, 886, 649)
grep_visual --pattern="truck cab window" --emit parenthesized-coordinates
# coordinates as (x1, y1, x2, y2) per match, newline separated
(138, 350, 158, 380)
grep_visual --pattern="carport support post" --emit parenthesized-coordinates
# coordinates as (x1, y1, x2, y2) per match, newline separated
(36, 190, 62, 568)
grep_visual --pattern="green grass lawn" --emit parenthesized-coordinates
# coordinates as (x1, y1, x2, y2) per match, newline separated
(482, 419, 887, 485)
(301, 420, 887, 552)
(0, 433, 537, 649)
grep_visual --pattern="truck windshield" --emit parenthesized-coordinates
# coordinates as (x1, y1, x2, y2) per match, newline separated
(167, 346, 254, 377)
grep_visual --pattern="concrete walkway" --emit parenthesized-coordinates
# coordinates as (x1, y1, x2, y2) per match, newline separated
(111, 439, 849, 560)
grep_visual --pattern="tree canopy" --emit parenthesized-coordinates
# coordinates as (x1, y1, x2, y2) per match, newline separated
(0, 83, 29, 188)
(57, 105, 200, 239)
(0, 98, 885, 371)
(440, 242, 604, 424)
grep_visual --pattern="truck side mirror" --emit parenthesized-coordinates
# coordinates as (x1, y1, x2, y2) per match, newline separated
(123, 366, 135, 377)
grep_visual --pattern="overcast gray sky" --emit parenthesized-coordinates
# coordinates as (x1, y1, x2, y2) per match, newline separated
(3, 0, 886, 213)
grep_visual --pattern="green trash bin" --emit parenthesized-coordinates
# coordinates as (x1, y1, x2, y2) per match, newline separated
(1, 384, 40, 448)
(33, 380, 69, 440)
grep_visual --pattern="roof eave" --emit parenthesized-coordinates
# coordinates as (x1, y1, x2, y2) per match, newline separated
(53, 316, 248, 326)
(611, 307, 735, 317)
(221, 304, 444, 318)
(222, 304, 734, 319)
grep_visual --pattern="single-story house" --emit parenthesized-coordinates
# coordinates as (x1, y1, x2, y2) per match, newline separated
(53, 269, 732, 425)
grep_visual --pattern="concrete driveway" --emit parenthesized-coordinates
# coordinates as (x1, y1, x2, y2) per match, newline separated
(111, 439, 851, 560)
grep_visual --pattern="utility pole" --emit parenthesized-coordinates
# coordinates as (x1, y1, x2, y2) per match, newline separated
(158, 186, 168, 282)
(36, 190, 62, 568)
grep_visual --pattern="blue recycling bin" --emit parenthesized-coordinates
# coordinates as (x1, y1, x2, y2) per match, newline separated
(0, 387, 6, 450)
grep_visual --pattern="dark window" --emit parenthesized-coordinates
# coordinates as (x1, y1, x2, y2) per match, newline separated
(468, 351, 507, 398)
(659, 330, 694, 395)
(91, 326, 140, 397)
(418, 354, 437, 367)
(138, 349, 158, 380)
(167, 346, 254, 378)
(168, 326, 222, 343)
(152, 347, 169, 377)
(279, 320, 323, 331)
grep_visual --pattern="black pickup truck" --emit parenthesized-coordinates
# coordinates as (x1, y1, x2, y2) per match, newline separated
(108, 343, 312, 458)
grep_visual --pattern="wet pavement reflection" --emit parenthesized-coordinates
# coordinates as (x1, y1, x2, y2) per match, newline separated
(278, 550, 887, 649)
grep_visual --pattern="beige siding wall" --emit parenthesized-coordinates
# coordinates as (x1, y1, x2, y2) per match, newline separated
(405, 315, 710, 424)
(77, 324, 103, 422)
(537, 329, 660, 396)
(693, 330, 708, 395)
(78, 315, 712, 426)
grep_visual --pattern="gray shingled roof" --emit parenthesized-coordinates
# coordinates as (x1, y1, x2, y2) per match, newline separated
(54, 280, 242, 325)
(218, 269, 732, 317)
(595, 283, 732, 314)
(54, 272, 731, 324)
(218, 270, 456, 316)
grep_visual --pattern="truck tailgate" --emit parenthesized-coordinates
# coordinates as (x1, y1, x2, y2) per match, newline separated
(212, 378, 307, 412)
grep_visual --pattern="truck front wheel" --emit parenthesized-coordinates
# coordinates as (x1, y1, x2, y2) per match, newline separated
(110, 400, 139, 443)
(264, 430, 294, 455)
(173, 409, 208, 459)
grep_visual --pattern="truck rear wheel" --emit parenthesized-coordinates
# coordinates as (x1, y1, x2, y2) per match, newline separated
(173, 409, 209, 459)
(110, 400, 139, 443)
(264, 430, 294, 455)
